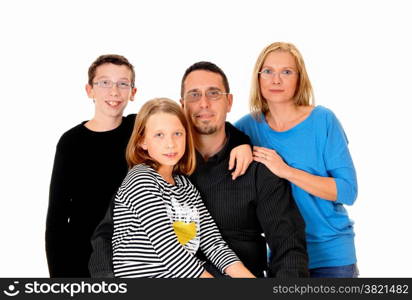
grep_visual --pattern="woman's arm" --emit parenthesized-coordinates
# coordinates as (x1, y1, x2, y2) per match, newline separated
(253, 109, 358, 205)
(253, 146, 337, 201)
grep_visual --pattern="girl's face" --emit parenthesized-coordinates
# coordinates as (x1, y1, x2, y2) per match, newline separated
(141, 112, 186, 173)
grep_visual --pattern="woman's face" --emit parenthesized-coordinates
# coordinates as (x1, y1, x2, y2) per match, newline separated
(141, 112, 186, 172)
(259, 51, 299, 106)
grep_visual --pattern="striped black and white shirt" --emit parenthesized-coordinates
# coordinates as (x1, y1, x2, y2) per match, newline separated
(112, 164, 239, 278)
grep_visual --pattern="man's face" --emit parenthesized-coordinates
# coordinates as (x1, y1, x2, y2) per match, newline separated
(86, 63, 136, 119)
(180, 70, 232, 136)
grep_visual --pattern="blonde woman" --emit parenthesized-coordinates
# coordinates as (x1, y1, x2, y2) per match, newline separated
(236, 42, 358, 278)
(112, 98, 254, 278)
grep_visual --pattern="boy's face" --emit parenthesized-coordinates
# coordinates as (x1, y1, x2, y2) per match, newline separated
(86, 63, 136, 119)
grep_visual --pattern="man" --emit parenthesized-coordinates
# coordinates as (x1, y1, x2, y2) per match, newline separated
(89, 62, 309, 277)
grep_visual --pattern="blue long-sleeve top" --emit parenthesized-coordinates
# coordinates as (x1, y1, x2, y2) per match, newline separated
(235, 106, 358, 268)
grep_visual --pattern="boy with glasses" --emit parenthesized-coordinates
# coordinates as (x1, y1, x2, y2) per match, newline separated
(45, 54, 137, 277)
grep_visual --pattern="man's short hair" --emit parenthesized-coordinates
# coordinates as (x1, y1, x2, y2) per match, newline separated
(180, 61, 230, 97)
(88, 54, 135, 87)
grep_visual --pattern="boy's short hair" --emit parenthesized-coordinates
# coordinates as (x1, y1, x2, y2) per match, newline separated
(88, 54, 135, 87)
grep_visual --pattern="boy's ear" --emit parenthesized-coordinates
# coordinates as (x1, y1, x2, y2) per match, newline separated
(85, 84, 94, 99)
(130, 87, 137, 101)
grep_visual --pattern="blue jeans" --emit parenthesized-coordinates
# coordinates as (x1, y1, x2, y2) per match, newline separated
(309, 264, 359, 278)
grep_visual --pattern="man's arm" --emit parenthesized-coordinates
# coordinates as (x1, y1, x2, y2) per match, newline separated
(89, 195, 115, 278)
(255, 163, 309, 278)
(196, 190, 243, 275)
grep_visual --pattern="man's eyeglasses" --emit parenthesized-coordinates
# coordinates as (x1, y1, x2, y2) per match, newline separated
(93, 80, 133, 89)
(258, 68, 297, 80)
(184, 89, 229, 103)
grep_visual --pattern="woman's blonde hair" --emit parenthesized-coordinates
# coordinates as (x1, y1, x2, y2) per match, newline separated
(126, 98, 196, 175)
(250, 42, 314, 119)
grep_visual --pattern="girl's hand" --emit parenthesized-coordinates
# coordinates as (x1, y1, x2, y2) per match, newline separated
(224, 262, 255, 278)
(199, 270, 214, 278)
(253, 146, 291, 179)
(228, 144, 253, 180)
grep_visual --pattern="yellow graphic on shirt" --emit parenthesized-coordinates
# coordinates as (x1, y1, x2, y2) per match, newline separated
(172, 221, 197, 245)
(166, 195, 200, 254)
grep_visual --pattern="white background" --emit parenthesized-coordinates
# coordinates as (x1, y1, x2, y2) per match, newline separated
(0, 0, 411, 277)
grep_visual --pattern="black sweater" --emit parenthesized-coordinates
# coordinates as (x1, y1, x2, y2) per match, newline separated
(45, 115, 135, 277)
(89, 123, 309, 278)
